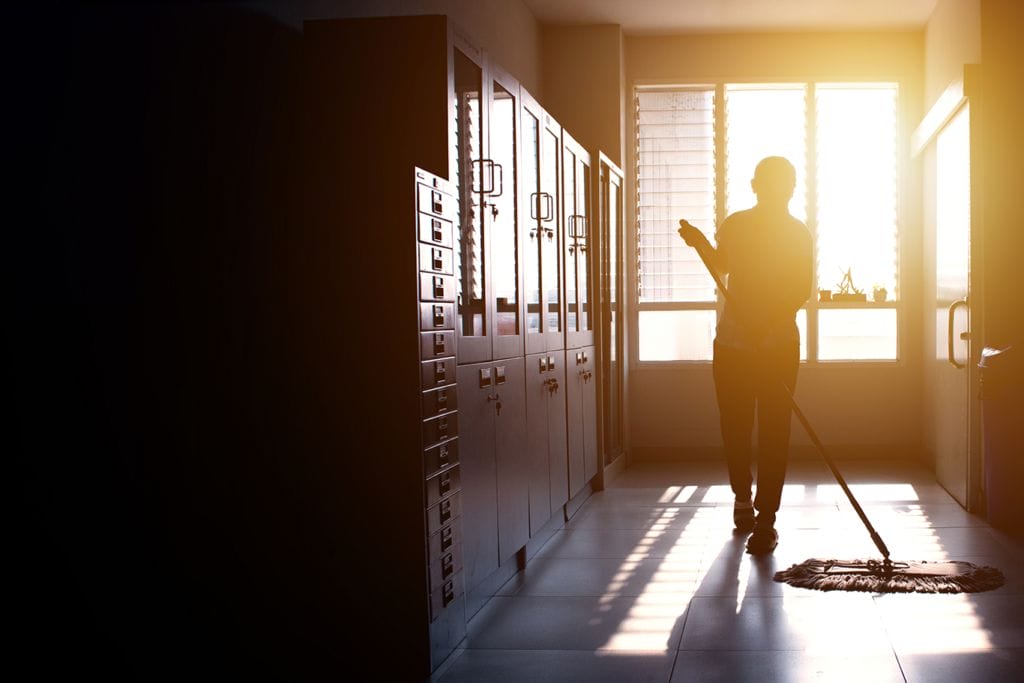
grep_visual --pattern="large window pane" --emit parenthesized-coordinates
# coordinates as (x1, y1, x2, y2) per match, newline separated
(636, 88, 716, 303)
(816, 84, 898, 299)
(638, 310, 716, 361)
(725, 84, 807, 220)
(818, 309, 897, 361)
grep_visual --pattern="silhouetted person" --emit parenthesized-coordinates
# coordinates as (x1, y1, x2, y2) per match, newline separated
(677, 156, 812, 554)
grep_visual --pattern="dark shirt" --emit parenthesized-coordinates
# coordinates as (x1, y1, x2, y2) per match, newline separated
(714, 205, 813, 350)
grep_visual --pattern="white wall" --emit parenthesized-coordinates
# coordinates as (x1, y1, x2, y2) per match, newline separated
(624, 31, 926, 460)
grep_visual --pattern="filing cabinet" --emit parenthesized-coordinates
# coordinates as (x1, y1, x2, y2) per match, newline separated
(416, 168, 466, 636)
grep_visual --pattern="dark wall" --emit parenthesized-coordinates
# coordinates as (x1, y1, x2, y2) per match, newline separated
(11, 4, 360, 679)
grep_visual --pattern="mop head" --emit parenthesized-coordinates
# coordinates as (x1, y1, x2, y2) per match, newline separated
(774, 558, 1005, 594)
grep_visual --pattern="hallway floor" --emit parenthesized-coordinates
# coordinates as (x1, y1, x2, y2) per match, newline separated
(432, 459, 1024, 682)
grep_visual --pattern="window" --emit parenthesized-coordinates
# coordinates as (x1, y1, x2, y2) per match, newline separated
(635, 82, 899, 362)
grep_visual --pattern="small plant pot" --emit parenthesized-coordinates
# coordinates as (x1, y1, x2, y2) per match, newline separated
(819, 289, 832, 302)
(873, 288, 887, 302)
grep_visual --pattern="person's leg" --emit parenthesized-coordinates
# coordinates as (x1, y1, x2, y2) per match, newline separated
(713, 341, 756, 528)
(750, 340, 800, 545)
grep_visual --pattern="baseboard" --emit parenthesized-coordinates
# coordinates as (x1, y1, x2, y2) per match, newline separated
(602, 452, 627, 487)
(631, 444, 926, 462)
(565, 481, 595, 521)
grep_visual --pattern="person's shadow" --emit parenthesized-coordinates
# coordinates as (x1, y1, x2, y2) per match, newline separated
(670, 527, 786, 680)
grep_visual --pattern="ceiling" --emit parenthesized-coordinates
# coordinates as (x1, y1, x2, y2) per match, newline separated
(521, 0, 939, 34)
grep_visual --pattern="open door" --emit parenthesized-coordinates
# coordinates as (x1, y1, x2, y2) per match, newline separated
(916, 67, 983, 510)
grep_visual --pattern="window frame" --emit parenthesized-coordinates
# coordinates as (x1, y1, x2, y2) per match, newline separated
(631, 79, 905, 367)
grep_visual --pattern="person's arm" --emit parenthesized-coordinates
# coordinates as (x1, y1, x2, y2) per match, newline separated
(785, 225, 813, 313)
(677, 218, 727, 275)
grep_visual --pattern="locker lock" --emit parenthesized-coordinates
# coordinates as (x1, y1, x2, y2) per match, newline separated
(431, 219, 444, 243)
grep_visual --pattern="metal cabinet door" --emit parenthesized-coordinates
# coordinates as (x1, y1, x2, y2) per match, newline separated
(456, 361, 499, 592)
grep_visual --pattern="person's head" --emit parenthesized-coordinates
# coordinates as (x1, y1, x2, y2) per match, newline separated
(751, 156, 796, 210)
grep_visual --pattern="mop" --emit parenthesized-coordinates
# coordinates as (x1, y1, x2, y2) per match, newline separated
(678, 219, 1005, 594)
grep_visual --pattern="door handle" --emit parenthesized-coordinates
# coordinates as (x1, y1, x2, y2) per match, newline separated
(947, 298, 968, 369)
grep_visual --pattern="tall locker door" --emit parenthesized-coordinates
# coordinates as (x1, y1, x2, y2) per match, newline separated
(525, 352, 552, 534)
(540, 110, 564, 352)
(493, 357, 529, 561)
(456, 361, 499, 592)
(581, 346, 599, 482)
(547, 350, 569, 511)
(453, 40, 491, 365)
(486, 64, 523, 361)
(520, 88, 550, 357)
(598, 154, 626, 467)
(563, 132, 593, 350)
(565, 349, 587, 498)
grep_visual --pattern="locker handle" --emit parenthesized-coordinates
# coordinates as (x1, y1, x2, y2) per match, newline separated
(947, 298, 968, 369)
(474, 159, 495, 195)
(489, 162, 503, 198)
(438, 443, 450, 465)
(440, 526, 453, 552)
(439, 473, 452, 496)
(432, 305, 445, 327)
(433, 333, 447, 355)
(495, 366, 506, 384)
(432, 248, 444, 271)
(530, 192, 553, 221)
(440, 498, 452, 524)
(442, 580, 455, 606)
(431, 219, 444, 243)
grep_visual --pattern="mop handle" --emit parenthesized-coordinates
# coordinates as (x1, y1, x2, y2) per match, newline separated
(681, 223, 891, 561)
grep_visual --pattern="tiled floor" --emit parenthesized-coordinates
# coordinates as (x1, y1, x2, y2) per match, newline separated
(432, 458, 1024, 682)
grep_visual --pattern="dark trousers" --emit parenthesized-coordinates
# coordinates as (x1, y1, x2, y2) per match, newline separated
(712, 339, 799, 526)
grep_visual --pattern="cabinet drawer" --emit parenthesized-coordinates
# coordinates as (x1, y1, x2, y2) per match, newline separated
(418, 213, 454, 249)
(426, 492, 461, 535)
(420, 330, 455, 360)
(427, 522, 461, 563)
(421, 356, 456, 390)
(425, 465, 461, 508)
(427, 543, 463, 592)
(419, 243, 454, 276)
(419, 272, 456, 303)
(423, 412, 457, 449)
(420, 302, 455, 331)
(418, 183, 455, 221)
(421, 385, 458, 419)
(428, 570, 464, 622)
(424, 439, 458, 479)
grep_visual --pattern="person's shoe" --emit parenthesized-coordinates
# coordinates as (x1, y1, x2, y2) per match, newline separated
(733, 500, 755, 533)
(746, 521, 778, 555)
